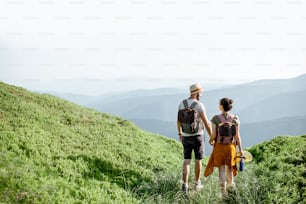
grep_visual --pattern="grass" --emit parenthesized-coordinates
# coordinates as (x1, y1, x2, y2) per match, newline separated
(248, 135, 306, 203)
(0, 81, 305, 203)
(132, 134, 306, 204)
(0, 82, 182, 203)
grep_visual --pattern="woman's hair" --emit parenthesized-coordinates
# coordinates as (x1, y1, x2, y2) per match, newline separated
(220, 98, 233, 112)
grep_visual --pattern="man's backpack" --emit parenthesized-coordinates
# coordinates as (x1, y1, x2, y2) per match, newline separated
(216, 114, 236, 144)
(178, 99, 200, 134)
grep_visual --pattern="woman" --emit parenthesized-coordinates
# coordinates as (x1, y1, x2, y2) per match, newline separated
(204, 98, 243, 195)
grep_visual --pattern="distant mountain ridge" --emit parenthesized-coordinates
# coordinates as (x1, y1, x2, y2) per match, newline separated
(86, 74, 306, 121)
(203, 73, 306, 117)
(48, 74, 306, 149)
(237, 89, 306, 123)
(131, 115, 306, 153)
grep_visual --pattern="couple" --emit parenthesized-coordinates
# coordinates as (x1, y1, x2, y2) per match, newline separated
(177, 83, 244, 195)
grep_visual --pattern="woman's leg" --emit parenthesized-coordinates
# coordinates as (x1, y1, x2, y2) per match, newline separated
(226, 165, 233, 185)
(226, 165, 236, 192)
(218, 165, 226, 194)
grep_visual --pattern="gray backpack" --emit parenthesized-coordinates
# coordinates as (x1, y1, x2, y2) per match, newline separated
(178, 100, 200, 134)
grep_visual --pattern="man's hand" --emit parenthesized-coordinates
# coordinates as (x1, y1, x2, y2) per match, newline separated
(209, 137, 215, 146)
(178, 134, 183, 142)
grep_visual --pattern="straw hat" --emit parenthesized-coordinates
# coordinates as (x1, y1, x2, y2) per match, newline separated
(189, 83, 203, 95)
(236, 151, 253, 163)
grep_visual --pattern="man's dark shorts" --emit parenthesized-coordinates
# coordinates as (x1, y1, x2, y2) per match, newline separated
(182, 135, 204, 160)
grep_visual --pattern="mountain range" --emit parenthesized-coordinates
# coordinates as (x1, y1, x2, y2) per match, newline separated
(51, 74, 306, 151)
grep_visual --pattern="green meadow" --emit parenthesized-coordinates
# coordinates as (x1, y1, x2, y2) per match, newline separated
(0, 82, 305, 203)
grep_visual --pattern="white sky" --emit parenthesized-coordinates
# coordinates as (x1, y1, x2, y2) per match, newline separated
(0, 0, 306, 93)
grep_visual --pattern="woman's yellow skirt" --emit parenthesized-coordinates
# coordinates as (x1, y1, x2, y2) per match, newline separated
(204, 143, 237, 177)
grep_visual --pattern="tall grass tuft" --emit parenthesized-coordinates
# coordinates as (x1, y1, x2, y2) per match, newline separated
(132, 163, 273, 204)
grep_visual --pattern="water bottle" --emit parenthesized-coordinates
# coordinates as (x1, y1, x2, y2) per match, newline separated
(239, 156, 245, 171)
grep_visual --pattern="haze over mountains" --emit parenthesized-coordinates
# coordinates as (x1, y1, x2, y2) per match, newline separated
(51, 74, 306, 152)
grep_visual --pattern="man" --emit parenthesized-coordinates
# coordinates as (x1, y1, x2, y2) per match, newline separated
(177, 83, 212, 194)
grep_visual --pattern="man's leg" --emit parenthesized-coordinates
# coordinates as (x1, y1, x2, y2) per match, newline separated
(182, 159, 191, 184)
(195, 159, 202, 182)
(194, 135, 204, 190)
(195, 159, 203, 190)
(182, 159, 191, 194)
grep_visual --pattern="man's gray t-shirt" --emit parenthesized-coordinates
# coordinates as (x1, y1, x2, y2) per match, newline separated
(178, 98, 206, 136)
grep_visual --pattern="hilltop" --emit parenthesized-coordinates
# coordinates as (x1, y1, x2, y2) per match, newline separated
(0, 81, 305, 204)
(0, 82, 182, 203)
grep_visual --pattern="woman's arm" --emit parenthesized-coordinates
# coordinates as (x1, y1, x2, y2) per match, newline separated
(235, 125, 243, 154)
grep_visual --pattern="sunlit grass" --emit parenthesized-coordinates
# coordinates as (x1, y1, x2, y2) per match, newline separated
(0, 82, 182, 203)
(0, 82, 305, 203)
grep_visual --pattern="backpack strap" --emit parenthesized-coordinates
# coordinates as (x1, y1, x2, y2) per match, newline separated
(217, 114, 226, 123)
(227, 114, 234, 123)
(217, 114, 234, 123)
(190, 101, 198, 109)
(183, 100, 198, 109)
(183, 99, 188, 109)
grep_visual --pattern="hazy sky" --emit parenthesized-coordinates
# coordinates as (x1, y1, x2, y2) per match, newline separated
(0, 0, 306, 93)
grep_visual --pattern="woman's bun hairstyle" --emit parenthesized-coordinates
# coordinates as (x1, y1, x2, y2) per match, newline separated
(220, 98, 233, 112)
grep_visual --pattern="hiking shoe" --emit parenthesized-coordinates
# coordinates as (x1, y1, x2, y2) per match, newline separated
(227, 183, 237, 193)
(195, 181, 203, 191)
(217, 191, 228, 199)
(181, 183, 188, 195)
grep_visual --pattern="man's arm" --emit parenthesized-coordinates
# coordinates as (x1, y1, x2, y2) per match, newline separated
(200, 111, 212, 137)
(209, 123, 216, 145)
(177, 120, 183, 142)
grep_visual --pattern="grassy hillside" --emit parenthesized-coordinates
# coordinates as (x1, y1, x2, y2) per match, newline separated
(134, 135, 306, 204)
(1, 81, 305, 204)
(0, 82, 182, 203)
(248, 135, 306, 204)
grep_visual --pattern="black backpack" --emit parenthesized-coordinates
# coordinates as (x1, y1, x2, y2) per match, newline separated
(178, 99, 200, 134)
(216, 114, 236, 144)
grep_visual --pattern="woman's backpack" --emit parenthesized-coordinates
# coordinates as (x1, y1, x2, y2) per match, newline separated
(216, 114, 236, 144)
